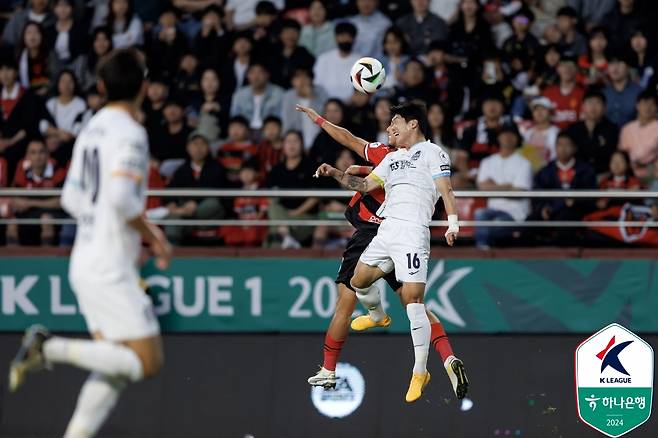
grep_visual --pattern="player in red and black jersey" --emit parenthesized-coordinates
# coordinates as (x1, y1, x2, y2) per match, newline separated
(297, 105, 464, 399)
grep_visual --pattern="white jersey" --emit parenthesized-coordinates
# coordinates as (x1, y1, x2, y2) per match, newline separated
(62, 107, 148, 285)
(370, 140, 451, 227)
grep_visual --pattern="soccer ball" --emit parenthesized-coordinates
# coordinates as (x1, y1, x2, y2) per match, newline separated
(350, 57, 386, 94)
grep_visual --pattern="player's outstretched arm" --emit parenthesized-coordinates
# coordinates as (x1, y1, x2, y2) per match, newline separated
(296, 104, 368, 159)
(436, 176, 459, 246)
(314, 163, 380, 193)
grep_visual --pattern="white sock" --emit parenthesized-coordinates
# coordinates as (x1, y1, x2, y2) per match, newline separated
(351, 282, 386, 322)
(63, 373, 126, 438)
(43, 337, 143, 382)
(407, 303, 430, 374)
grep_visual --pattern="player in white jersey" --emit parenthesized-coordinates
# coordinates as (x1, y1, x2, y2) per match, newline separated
(315, 101, 467, 403)
(8, 49, 172, 438)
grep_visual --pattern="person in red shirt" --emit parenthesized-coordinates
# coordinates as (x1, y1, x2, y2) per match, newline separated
(7, 139, 66, 245)
(216, 115, 257, 184)
(542, 55, 585, 130)
(256, 115, 283, 184)
(596, 150, 641, 210)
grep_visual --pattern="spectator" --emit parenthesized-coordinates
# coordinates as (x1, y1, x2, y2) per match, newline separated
(250, 1, 281, 61)
(345, 89, 377, 140)
(281, 68, 328, 150)
(396, 0, 448, 56)
(555, 6, 587, 55)
(380, 26, 410, 90)
(618, 91, 658, 181)
(143, 77, 168, 138)
(106, 0, 143, 49)
(266, 129, 318, 248)
(1, 0, 54, 48)
(313, 22, 362, 102)
(47, 0, 85, 77)
(475, 124, 533, 249)
(426, 40, 464, 121)
(0, 57, 43, 182)
(81, 83, 105, 127)
(219, 158, 269, 246)
(566, 89, 619, 176)
(520, 96, 560, 171)
(534, 43, 561, 89)
(150, 98, 191, 162)
(257, 115, 283, 182)
(7, 139, 66, 246)
(602, 0, 644, 51)
(448, 0, 493, 81)
(603, 53, 643, 127)
(629, 28, 657, 90)
(374, 96, 392, 144)
(79, 26, 113, 90)
(17, 21, 52, 95)
(193, 5, 231, 72)
(40, 69, 86, 165)
(189, 68, 230, 142)
(173, 52, 201, 101)
(146, 8, 189, 84)
(577, 26, 609, 86)
(427, 101, 456, 149)
(230, 61, 283, 130)
(470, 54, 514, 110)
(542, 55, 585, 129)
(348, 0, 391, 58)
(268, 19, 315, 89)
(309, 99, 348, 168)
(393, 58, 430, 104)
(502, 9, 541, 71)
(168, 0, 210, 41)
(459, 93, 508, 172)
(567, 0, 617, 30)
(299, 0, 335, 58)
(217, 115, 258, 184)
(165, 131, 228, 244)
(596, 150, 641, 210)
(225, 0, 284, 31)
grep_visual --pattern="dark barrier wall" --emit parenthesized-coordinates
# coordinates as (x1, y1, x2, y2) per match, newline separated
(1, 334, 656, 438)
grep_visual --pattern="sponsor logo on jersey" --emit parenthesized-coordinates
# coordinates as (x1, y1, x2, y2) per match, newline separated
(311, 362, 365, 418)
(389, 160, 415, 171)
(411, 150, 422, 161)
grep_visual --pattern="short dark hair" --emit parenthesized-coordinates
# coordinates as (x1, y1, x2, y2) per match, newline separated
(97, 48, 146, 102)
(557, 130, 575, 145)
(335, 22, 357, 38)
(229, 115, 250, 127)
(390, 100, 429, 139)
(263, 115, 282, 126)
(248, 60, 270, 73)
(280, 18, 301, 33)
(636, 90, 658, 105)
(583, 88, 606, 104)
(255, 1, 277, 16)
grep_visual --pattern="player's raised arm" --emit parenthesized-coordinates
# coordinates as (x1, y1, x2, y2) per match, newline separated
(296, 104, 368, 159)
(314, 163, 381, 193)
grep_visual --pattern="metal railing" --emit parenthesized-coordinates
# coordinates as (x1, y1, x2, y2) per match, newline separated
(1, 188, 656, 228)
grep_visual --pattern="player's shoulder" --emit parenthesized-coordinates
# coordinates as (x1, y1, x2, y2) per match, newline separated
(96, 107, 148, 146)
(419, 141, 450, 160)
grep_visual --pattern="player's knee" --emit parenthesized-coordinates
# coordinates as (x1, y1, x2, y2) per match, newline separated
(140, 353, 163, 378)
(349, 274, 369, 290)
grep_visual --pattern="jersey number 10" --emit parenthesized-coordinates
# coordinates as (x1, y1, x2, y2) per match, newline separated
(81, 148, 100, 204)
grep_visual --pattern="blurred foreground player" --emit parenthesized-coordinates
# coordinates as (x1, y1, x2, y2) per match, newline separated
(8, 48, 172, 438)
(298, 103, 468, 403)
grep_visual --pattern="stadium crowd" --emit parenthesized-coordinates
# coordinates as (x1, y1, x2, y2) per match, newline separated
(1, 0, 658, 248)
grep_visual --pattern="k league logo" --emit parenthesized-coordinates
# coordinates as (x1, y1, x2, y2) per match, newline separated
(575, 323, 654, 437)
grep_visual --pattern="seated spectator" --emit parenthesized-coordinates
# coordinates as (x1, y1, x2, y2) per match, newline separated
(542, 54, 585, 129)
(0, 57, 43, 183)
(1, 0, 54, 48)
(601, 0, 645, 51)
(221, 32, 253, 97)
(430, 0, 460, 23)
(143, 77, 168, 137)
(106, 0, 143, 49)
(348, 0, 391, 58)
(393, 58, 430, 104)
(374, 97, 392, 145)
(299, 0, 335, 58)
(555, 6, 587, 55)
(618, 90, 658, 181)
(502, 9, 541, 72)
(266, 130, 318, 248)
(167, 0, 207, 41)
(566, 89, 619, 177)
(268, 19, 315, 89)
(189, 68, 230, 142)
(448, 0, 493, 84)
(532, 131, 597, 223)
(17, 21, 52, 96)
(217, 116, 258, 184)
(577, 26, 609, 86)
(7, 139, 66, 246)
(629, 28, 657, 90)
(474, 124, 532, 249)
(250, 1, 281, 60)
(380, 27, 410, 90)
(193, 5, 231, 72)
(224, 0, 283, 31)
(281, 68, 328, 150)
(230, 61, 283, 130)
(603, 53, 643, 127)
(146, 8, 189, 84)
(568, 0, 617, 31)
(172, 52, 201, 101)
(313, 22, 362, 102)
(534, 43, 561, 90)
(47, 0, 85, 78)
(426, 40, 464, 121)
(81, 84, 105, 127)
(40, 69, 87, 165)
(469, 54, 514, 111)
(79, 26, 113, 90)
(219, 158, 269, 247)
(596, 150, 641, 211)
(257, 116, 283, 183)
(396, 0, 448, 56)
(150, 98, 191, 162)
(519, 96, 559, 171)
(165, 131, 228, 244)
(309, 99, 349, 168)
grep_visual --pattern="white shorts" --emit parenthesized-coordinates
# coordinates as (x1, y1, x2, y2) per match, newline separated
(70, 272, 160, 342)
(359, 217, 430, 283)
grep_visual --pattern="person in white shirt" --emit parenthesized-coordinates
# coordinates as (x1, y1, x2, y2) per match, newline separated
(348, 0, 391, 58)
(475, 124, 533, 249)
(313, 22, 362, 102)
(519, 96, 559, 171)
(315, 101, 468, 405)
(225, 0, 284, 30)
(9, 48, 171, 438)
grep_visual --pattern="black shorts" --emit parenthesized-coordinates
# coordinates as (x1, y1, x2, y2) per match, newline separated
(335, 229, 402, 292)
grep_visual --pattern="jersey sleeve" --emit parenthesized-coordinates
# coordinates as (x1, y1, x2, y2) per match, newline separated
(109, 133, 148, 183)
(429, 146, 451, 179)
(369, 153, 391, 186)
(363, 142, 390, 165)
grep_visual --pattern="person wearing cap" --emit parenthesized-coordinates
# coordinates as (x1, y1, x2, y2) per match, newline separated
(474, 123, 532, 249)
(395, 0, 448, 56)
(519, 96, 560, 171)
(603, 52, 643, 127)
(566, 89, 619, 176)
(541, 54, 584, 130)
(556, 6, 587, 55)
(165, 130, 228, 244)
(149, 97, 192, 162)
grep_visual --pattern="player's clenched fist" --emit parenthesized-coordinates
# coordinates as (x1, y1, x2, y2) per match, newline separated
(314, 163, 337, 178)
